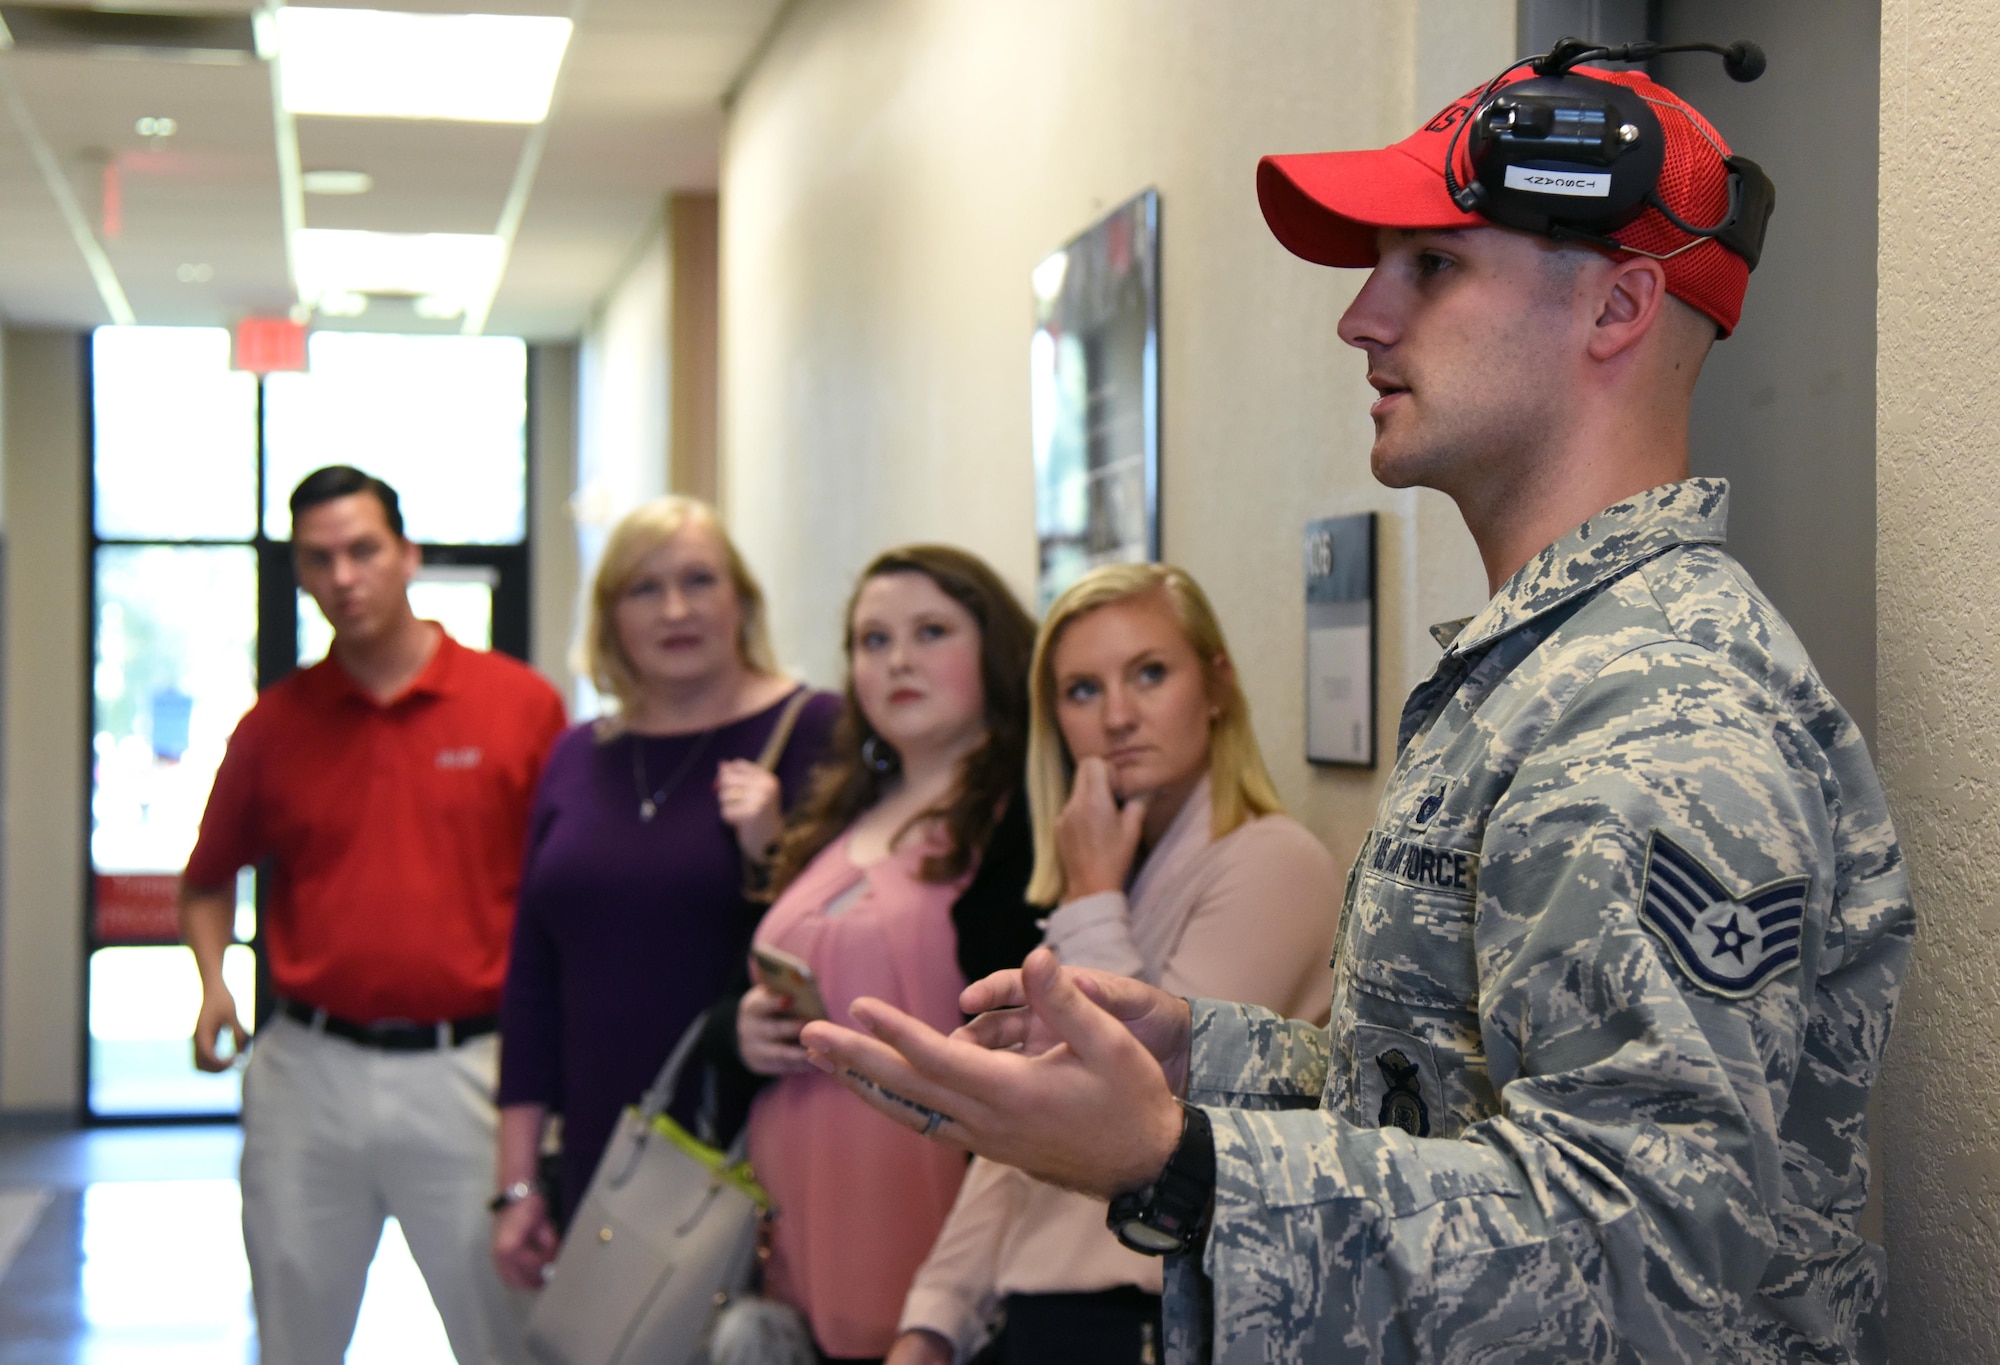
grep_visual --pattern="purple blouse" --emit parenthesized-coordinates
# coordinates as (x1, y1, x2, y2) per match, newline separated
(497, 688, 840, 1214)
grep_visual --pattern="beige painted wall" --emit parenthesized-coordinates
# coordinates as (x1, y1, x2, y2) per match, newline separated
(1874, 0, 2000, 1353)
(0, 329, 85, 1114)
(719, 0, 1498, 857)
(529, 341, 582, 696)
(576, 215, 672, 544)
(669, 193, 721, 505)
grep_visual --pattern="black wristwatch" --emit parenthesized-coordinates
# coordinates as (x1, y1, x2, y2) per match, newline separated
(1106, 1102, 1215, 1256)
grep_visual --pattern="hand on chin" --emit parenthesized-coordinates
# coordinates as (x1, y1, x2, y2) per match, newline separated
(1104, 766, 1158, 808)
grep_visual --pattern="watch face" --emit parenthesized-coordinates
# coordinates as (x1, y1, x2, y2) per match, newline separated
(1116, 1219, 1184, 1255)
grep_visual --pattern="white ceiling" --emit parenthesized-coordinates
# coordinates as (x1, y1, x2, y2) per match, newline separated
(0, 0, 787, 339)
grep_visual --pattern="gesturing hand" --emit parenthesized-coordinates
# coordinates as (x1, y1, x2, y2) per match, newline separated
(799, 948, 1187, 1199)
(1054, 757, 1149, 899)
(955, 957, 1193, 1097)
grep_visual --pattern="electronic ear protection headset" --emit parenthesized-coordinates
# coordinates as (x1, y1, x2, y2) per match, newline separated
(1441, 37, 1776, 270)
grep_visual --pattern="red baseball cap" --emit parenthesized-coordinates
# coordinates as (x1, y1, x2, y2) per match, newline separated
(1258, 67, 1752, 335)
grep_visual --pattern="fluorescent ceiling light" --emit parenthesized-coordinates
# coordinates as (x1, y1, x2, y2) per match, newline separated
(293, 229, 506, 322)
(301, 169, 373, 196)
(275, 8, 572, 123)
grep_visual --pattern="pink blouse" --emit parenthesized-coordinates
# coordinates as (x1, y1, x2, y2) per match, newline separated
(747, 832, 973, 1358)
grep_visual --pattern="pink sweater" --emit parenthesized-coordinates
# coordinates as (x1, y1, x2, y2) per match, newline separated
(748, 833, 974, 1358)
(898, 781, 1342, 1360)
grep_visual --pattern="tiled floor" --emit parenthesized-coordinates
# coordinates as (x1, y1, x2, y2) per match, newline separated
(0, 1124, 457, 1363)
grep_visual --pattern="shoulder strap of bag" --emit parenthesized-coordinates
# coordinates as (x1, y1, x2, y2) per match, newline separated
(607, 1013, 753, 1186)
(635, 1013, 711, 1127)
(753, 687, 813, 772)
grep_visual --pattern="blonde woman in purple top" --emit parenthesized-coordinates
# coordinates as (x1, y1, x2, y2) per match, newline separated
(889, 563, 1341, 1365)
(491, 498, 838, 1290)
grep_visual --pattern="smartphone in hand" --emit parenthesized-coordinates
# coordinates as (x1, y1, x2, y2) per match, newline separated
(752, 944, 829, 1022)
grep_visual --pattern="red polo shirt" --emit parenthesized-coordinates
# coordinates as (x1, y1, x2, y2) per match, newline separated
(185, 630, 566, 1022)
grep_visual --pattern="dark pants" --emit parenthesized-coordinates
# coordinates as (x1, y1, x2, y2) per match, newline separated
(997, 1287, 1163, 1365)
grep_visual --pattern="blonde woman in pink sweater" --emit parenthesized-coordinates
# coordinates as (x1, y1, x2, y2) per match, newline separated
(886, 563, 1342, 1365)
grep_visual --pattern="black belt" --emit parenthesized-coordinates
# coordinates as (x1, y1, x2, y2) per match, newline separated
(278, 999, 499, 1052)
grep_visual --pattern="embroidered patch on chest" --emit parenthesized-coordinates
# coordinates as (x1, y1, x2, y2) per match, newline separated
(1411, 778, 1450, 828)
(1351, 1024, 1444, 1139)
(1638, 832, 1809, 999)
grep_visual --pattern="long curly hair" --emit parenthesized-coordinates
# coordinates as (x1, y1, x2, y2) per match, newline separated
(767, 545, 1036, 896)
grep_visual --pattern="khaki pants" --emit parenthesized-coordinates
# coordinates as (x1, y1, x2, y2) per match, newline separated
(239, 1015, 529, 1365)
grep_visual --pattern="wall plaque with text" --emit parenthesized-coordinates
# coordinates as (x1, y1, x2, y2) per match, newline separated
(1305, 513, 1376, 767)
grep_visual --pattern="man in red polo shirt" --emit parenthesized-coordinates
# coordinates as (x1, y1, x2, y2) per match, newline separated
(181, 465, 565, 1365)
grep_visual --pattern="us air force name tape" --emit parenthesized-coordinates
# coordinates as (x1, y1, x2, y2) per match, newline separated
(1368, 833, 1478, 897)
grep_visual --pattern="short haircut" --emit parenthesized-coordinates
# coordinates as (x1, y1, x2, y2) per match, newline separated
(579, 497, 779, 723)
(289, 465, 405, 539)
(1025, 562, 1285, 904)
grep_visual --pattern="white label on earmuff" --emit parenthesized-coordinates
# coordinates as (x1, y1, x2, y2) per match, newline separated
(1503, 166, 1612, 197)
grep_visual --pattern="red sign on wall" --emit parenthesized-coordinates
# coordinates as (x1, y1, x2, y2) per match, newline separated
(233, 316, 308, 374)
(95, 873, 183, 944)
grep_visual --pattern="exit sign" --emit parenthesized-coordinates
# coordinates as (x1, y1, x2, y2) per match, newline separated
(233, 316, 308, 373)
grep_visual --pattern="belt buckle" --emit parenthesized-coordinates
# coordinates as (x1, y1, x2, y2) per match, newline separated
(368, 1017, 430, 1051)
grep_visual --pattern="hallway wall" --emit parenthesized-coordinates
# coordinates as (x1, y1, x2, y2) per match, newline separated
(0, 331, 85, 1114)
(528, 342, 582, 696)
(1660, 0, 1882, 745)
(1874, 0, 2000, 1354)
(717, 0, 1501, 852)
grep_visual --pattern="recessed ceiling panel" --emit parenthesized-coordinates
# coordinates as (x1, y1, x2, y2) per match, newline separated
(0, 5, 257, 63)
(0, 0, 791, 333)
(295, 116, 524, 234)
(0, 45, 285, 326)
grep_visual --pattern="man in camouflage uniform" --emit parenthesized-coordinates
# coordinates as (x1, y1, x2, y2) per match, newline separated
(805, 62, 1912, 1364)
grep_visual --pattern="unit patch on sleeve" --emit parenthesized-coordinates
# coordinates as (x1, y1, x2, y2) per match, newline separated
(1638, 832, 1809, 999)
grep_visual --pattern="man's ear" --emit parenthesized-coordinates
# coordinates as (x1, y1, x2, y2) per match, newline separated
(1586, 256, 1669, 362)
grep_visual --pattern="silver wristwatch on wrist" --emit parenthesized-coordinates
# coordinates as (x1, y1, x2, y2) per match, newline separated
(487, 1178, 541, 1213)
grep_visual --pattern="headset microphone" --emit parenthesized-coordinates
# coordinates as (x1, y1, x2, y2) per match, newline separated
(1440, 37, 1775, 270)
(1722, 41, 1767, 82)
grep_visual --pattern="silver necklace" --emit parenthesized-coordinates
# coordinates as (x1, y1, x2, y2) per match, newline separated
(631, 727, 716, 821)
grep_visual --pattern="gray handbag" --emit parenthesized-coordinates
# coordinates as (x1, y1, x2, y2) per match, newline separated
(524, 1018, 769, 1365)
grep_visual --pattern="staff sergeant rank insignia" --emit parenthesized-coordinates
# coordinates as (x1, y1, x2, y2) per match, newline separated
(1638, 832, 1809, 999)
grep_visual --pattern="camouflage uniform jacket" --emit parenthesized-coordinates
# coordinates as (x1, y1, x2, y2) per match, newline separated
(1167, 479, 1913, 1363)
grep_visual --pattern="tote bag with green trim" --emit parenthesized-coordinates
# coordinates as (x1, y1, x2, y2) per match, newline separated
(525, 1017, 770, 1365)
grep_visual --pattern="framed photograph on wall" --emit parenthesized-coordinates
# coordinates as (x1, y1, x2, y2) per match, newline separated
(1030, 188, 1160, 610)
(1305, 513, 1376, 767)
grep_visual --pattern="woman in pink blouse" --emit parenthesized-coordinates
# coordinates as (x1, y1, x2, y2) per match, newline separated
(887, 563, 1343, 1365)
(738, 545, 1041, 1363)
